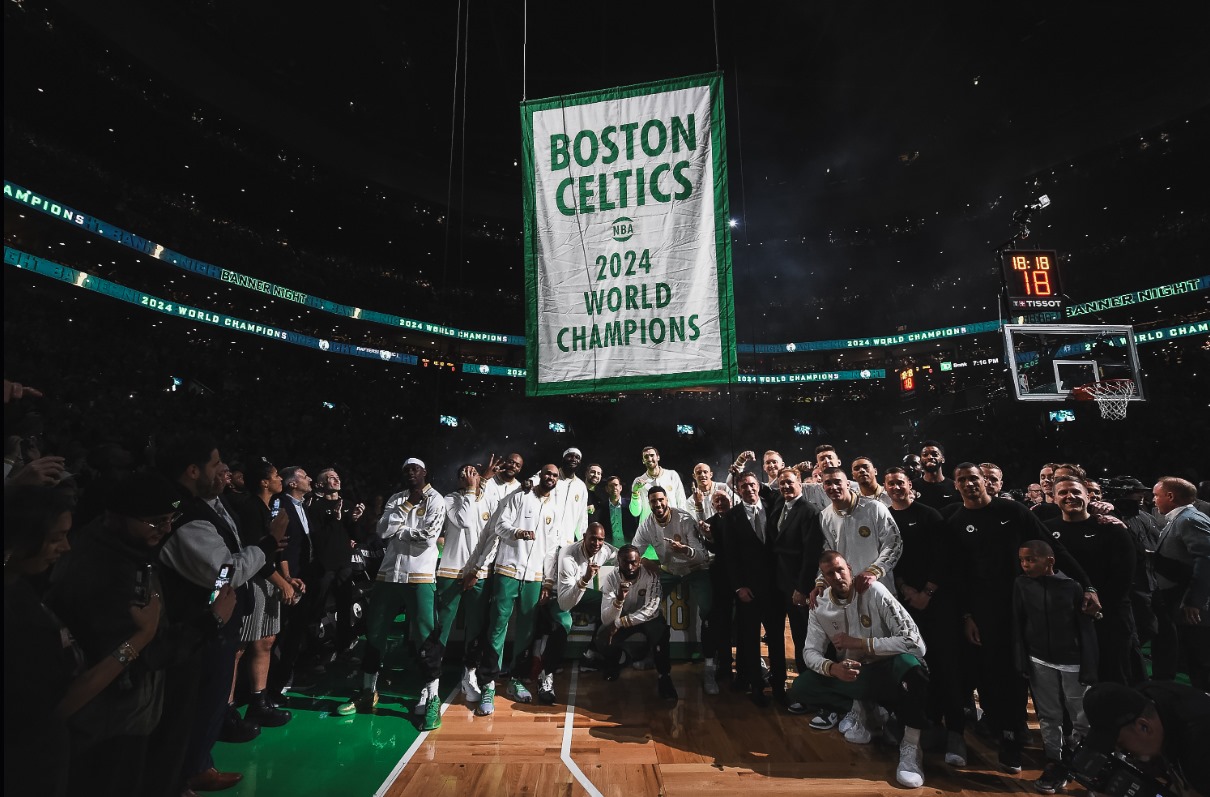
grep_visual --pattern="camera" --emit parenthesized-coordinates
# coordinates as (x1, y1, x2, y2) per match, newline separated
(1067, 743, 1173, 797)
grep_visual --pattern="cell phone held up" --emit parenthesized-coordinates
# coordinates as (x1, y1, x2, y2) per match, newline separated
(270, 497, 282, 519)
(133, 563, 154, 606)
(210, 563, 234, 605)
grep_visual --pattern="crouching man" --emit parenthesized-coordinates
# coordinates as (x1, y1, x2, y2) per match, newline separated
(595, 544, 677, 701)
(788, 550, 930, 788)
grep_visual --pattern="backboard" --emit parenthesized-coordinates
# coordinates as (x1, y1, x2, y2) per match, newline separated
(1002, 324, 1144, 402)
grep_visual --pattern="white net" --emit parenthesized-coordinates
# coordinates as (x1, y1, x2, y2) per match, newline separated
(1083, 379, 1136, 420)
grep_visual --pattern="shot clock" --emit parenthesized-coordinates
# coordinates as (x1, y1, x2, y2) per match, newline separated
(1001, 250, 1064, 311)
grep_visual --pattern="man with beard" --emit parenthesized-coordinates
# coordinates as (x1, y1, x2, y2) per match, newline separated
(1046, 476, 1140, 684)
(597, 545, 676, 700)
(555, 522, 617, 678)
(916, 441, 958, 511)
(338, 458, 445, 731)
(945, 463, 1099, 773)
(483, 453, 525, 508)
(633, 486, 717, 694)
(629, 446, 687, 523)
(585, 463, 610, 529)
(466, 465, 565, 712)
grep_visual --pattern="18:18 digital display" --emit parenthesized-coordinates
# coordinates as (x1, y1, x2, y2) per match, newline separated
(1001, 250, 1063, 310)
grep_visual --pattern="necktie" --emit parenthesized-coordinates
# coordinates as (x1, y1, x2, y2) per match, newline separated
(778, 504, 789, 531)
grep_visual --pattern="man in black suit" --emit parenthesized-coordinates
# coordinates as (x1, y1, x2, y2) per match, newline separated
(726, 471, 783, 705)
(601, 475, 638, 548)
(769, 468, 822, 675)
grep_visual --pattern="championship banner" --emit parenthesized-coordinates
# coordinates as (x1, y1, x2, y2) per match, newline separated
(521, 73, 737, 396)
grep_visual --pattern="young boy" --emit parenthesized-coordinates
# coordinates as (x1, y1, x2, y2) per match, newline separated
(1012, 540, 1098, 794)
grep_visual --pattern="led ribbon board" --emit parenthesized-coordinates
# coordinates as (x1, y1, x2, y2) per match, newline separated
(8, 182, 1206, 356)
(3, 181, 523, 346)
(521, 73, 737, 395)
(4, 246, 418, 366)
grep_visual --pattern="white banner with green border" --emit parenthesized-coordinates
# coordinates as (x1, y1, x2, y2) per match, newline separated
(521, 73, 737, 396)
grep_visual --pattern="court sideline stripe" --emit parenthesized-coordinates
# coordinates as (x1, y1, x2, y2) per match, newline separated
(373, 687, 458, 797)
(561, 664, 605, 797)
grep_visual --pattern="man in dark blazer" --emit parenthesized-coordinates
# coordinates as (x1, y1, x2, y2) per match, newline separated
(725, 471, 782, 705)
(768, 467, 823, 675)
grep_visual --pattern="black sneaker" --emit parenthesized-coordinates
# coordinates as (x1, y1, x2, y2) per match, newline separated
(658, 675, 678, 701)
(603, 667, 621, 682)
(1033, 761, 1069, 794)
(998, 732, 1023, 774)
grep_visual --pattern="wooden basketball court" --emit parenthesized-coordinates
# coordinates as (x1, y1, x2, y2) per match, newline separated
(384, 631, 1077, 797)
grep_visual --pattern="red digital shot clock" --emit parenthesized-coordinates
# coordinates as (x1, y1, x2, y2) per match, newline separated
(1001, 250, 1064, 310)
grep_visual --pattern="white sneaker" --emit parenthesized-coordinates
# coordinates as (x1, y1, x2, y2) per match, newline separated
(412, 684, 430, 715)
(838, 706, 860, 734)
(461, 668, 482, 702)
(944, 731, 967, 767)
(632, 654, 655, 670)
(702, 664, 719, 695)
(844, 717, 872, 744)
(896, 740, 925, 788)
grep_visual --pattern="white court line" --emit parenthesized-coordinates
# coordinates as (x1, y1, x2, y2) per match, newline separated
(373, 687, 458, 797)
(561, 664, 605, 797)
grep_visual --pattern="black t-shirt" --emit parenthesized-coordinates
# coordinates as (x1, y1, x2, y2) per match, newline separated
(889, 501, 947, 593)
(1031, 501, 1062, 523)
(917, 479, 959, 512)
(946, 497, 1089, 619)
(1044, 515, 1136, 608)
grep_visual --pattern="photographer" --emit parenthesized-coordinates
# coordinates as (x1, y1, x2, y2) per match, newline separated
(1081, 681, 1210, 797)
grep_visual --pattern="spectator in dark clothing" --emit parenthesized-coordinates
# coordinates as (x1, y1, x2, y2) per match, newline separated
(46, 473, 186, 794)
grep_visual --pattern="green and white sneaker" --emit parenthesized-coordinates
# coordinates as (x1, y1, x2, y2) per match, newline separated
(475, 686, 496, 716)
(412, 684, 430, 715)
(506, 678, 532, 703)
(422, 696, 442, 731)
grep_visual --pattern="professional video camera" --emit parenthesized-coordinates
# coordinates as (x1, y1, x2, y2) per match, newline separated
(1101, 476, 1150, 517)
(1068, 743, 1174, 797)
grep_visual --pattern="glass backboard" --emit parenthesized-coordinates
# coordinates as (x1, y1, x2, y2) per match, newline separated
(1002, 324, 1144, 402)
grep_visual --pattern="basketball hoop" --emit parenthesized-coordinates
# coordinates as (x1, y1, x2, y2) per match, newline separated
(1071, 378, 1136, 420)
